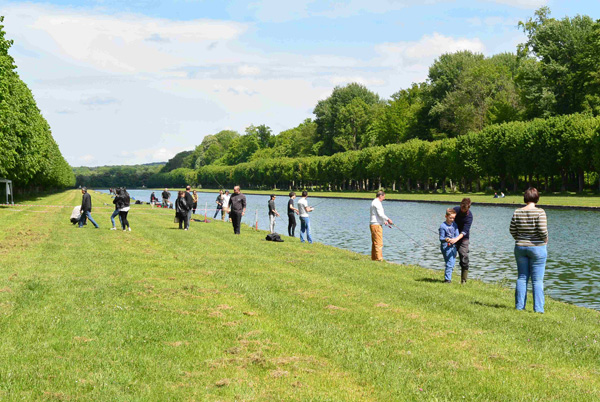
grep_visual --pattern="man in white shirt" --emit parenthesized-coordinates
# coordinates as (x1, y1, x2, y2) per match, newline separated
(297, 191, 314, 244)
(221, 190, 231, 221)
(370, 190, 393, 261)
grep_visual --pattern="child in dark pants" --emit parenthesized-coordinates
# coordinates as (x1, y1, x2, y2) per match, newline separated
(439, 208, 460, 283)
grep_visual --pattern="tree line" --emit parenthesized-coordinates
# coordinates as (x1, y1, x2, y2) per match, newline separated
(73, 163, 164, 188)
(0, 17, 74, 191)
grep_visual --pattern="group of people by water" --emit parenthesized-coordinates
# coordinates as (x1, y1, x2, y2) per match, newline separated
(78, 185, 550, 313)
(369, 187, 548, 313)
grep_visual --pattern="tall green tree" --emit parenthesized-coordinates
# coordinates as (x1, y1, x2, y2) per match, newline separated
(313, 83, 382, 155)
(517, 7, 600, 116)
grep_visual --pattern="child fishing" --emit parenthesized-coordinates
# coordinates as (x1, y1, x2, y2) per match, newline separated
(439, 208, 460, 283)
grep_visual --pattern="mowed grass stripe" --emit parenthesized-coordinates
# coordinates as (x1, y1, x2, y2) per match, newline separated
(0, 190, 599, 400)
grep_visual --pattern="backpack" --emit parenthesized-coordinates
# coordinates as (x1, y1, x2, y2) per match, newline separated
(265, 233, 284, 242)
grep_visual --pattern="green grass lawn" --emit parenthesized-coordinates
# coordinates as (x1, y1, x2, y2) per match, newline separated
(1, 190, 599, 400)
(188, 188, 600, 208)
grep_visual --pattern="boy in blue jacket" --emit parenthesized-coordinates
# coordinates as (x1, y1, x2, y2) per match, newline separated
(439, 208, 460, 283)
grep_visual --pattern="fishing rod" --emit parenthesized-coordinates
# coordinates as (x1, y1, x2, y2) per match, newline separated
(390, 223, 422, 247)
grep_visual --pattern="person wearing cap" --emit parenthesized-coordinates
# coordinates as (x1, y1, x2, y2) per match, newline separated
(448, 198, 473, 284)
(78, 187, 99, 228)
(268, 194, 280, 233)
(370, 190, 392, 261)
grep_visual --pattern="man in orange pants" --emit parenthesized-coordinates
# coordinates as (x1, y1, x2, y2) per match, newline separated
(370, 190, 393, 261)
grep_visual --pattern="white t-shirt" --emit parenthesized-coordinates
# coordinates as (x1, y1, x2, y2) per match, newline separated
(297, 198, 309, 217)
(222, 194, 231, 209)
(370, 198, 388, 225)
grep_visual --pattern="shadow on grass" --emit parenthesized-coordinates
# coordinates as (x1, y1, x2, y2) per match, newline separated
(472, 301, 511, 310)
(415, 277, 445, 284)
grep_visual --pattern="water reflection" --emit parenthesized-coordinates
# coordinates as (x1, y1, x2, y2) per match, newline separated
(104, 189, 600, 310)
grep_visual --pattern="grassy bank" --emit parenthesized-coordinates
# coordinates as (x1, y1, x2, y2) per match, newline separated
(1, 190, 599, 400)
(185, 188, 600, 208)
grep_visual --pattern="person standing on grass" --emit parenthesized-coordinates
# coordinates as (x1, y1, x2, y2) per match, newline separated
(184, 186, 194, 230)
(118, 188, 131, 231)
(228, 185, 246, 234)
(162, 188, 171, 208)
(268, 194, 280, 233)
(78, 187, 99, 228)
(175, 191, 188, 230)
(214, 190, 224, 219)
(448, 198, 473, 284)
(110, 188, 123, 230)
(288, 192, 299, 237)
(192, 190, 198, 215)
(297, 191, 314, 244)
(439, 208, 460, 282)
(369, 190, 392, 261)
(510, 187, 548, 313)
(222, 190, 231, 221)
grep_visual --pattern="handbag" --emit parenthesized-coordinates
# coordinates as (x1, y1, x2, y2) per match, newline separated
(174, 215, 179, 224)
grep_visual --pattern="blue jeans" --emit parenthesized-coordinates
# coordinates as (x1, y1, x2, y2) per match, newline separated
(110, 209, 122, 227)
(78, 211, 99, 228)
(299, 216, 312, 243)
(440, 243, 457, 281)
(515, 245, 547, 313)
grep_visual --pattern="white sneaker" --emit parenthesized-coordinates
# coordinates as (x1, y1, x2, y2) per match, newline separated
(128, 227, 131, 232)
(110, 227, 116, 230)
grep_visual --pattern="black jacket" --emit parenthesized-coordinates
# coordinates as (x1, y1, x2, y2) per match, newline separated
(81, 192, 92, 212)
(175, 197, 188, 216)
(184, 191, 194, 211)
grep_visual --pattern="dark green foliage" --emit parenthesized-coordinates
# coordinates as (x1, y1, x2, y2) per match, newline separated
(194, 114, 600, 193)
(0, 17, 74, 190)
(73, 163, 164, 188)
(160, 150, 194, 173)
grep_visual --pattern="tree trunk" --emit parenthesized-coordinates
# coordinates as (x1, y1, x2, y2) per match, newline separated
(392, 180, 396, 192)
(442, 177, 446, 193)
(561, 171, 567, 192)
(578, 169, 584, 193)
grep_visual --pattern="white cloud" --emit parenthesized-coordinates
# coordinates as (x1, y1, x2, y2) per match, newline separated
(237, 65, 261, 76)
(486, 0, 547, 9)
(375, 32, 486, 68)
(330, 76, 386, 87)
(79, 154, 96, 163)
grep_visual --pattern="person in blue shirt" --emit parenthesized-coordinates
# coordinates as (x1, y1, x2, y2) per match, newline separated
(439, 208, 460, 283)
(449, 198, 473, 284)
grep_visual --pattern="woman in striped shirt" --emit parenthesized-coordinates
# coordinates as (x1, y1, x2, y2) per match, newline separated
(510, 187, 548, 313)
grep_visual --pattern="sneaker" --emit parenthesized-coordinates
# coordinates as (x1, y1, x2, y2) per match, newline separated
(128, 227, 131, 232)
(110, 227, 116, 230)
(461, 280, 467, 285)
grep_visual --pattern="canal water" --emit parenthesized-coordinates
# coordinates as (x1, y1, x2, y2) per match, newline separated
(103, 189, 600, 310)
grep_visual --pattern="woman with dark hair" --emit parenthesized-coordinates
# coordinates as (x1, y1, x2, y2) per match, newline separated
(110, 188, 123, 230)
(175, 191, 188, 230)
(510, 187, 548, 313)
(287, 192, 298, 237)
(119, 188, 131, 231)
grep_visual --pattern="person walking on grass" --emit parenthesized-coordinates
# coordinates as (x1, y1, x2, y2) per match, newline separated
(192, 190, 198, 215)
(439, 208, 460, 282)
(369, 190, 392, 261)
(288, 192, 299, 237)
(268, 194, 280, 233)
(222, 190, 231, 221)
(110, 188, 123, 230)
(184, 186, 194, 230)
(297, 191, 314, 244)
(78, 187, 99, 229)
(162, 188, 171, 208)
(228, 185, 246, 234)
(510, 187, 548, 313)
(175, 191, 188, 230)
(119, 188, 131, 231)
(448, 198, 473, 284)
(214, 190, 224, 219)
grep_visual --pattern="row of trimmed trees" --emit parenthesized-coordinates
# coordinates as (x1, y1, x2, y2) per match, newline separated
(0, 17, 74, 190)
(153, 114, 599, 193)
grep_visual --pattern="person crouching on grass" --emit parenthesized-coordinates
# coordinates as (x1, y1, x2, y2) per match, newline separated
(439, 208, 460, 283)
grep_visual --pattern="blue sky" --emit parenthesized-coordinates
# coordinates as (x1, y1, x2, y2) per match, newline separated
(1, 0, 599, 166)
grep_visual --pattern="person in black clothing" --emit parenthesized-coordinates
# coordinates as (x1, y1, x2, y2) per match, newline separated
(150, 192, 159, 205)
(162, 188, 171, 208)
(268, 194, 280, 233)
(78, 187, 99, 228)
(119, 188, 131, 231)
(184, 186, 194, 229)
(448, 198, 473, 284)
(228, 185, 246, 234)
(287, 192, 299, 237)
(175, 191, 188, 230)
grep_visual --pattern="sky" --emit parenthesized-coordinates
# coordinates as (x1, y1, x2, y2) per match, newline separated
(1, 0, 599, 167)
